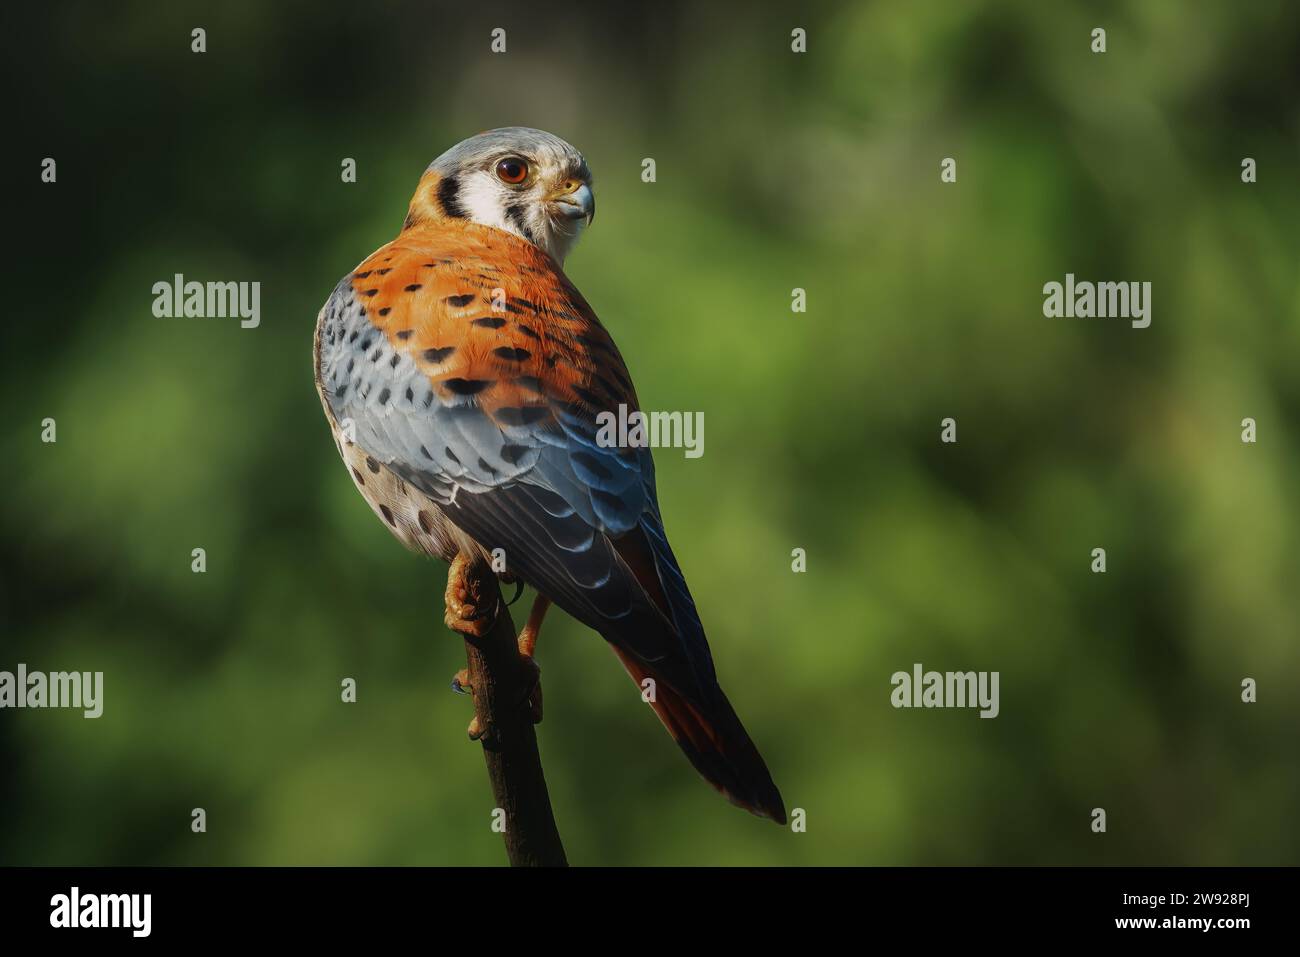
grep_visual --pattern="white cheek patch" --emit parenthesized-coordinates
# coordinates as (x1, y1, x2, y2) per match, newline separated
(456, 172, 515, 235)
(454, 170, 575, 264)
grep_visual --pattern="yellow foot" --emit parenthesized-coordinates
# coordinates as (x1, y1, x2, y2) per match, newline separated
(451, 669, 487, 737)
(445, 556, 544, 736)
(451, 659, 539, 726)
(516, 594, 548, 723)
(467, 714, 486, 741)
(443, 553, 497, 639)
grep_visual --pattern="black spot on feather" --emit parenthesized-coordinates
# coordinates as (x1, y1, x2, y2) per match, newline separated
(444, 378, 492, 396)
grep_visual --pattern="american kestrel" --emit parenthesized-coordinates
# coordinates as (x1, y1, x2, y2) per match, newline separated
(313, 128, 785, 823)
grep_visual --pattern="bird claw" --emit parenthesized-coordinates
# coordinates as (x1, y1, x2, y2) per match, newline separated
(445, 555, 542, 736)
(443, 554, 498, 639)
(452, 658, 540, 725)
(504, 577, 525, 606)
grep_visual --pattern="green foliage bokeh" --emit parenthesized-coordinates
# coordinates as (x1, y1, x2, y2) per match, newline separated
(2, 0, 1298, 864)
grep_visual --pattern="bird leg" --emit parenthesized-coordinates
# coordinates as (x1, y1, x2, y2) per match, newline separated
(444, 552, 499, 639)
(445, 555, 549, 735)
(444, 553, 501, 740)
(517, 594, 550, 658)
(517, 595, 551, 723)
(454, 593, 549, 725)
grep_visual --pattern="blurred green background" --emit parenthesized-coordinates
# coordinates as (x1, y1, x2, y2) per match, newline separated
(3, 0, 1298, 865)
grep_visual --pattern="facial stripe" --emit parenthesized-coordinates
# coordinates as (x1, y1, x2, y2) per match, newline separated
(504, 203, 536, 243)
(437, 175, 467, 218)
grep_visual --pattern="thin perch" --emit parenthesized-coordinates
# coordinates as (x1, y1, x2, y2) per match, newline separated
(444, 553, 567, 867)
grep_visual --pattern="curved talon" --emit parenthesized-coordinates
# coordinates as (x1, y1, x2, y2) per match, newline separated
(447, 556, 543, 735)
(444, 553, 500, 638)
(506, 578, 525, 606)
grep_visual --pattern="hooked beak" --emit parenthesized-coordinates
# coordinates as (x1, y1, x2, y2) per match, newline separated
(550, 181, 595, 226)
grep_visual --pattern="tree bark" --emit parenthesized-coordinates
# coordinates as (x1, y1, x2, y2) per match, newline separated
(447, 555, 567, 867)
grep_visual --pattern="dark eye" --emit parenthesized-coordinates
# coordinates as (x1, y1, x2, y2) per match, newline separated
(495, 157, 529, 184)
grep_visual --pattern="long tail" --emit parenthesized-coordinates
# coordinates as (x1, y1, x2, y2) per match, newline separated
(610, 646, 786, 824)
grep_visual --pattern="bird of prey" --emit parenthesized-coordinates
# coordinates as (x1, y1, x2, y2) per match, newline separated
(313, 127, 785, 823)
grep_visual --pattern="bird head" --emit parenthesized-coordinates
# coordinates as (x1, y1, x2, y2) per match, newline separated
(405, 127, 595, 265)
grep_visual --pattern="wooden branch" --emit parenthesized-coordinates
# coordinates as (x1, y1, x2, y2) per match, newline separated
(446, 555, 567, 867)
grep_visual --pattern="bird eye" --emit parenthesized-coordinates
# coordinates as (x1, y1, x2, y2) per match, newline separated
(495, 157, 529, 184)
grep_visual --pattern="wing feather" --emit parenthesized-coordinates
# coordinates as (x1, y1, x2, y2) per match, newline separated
(321, 223, 717, 701)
